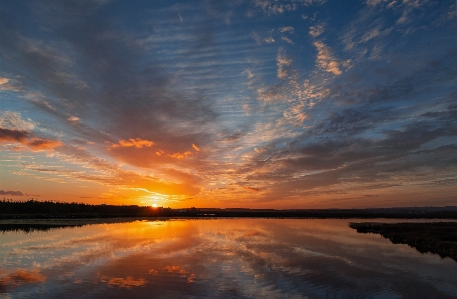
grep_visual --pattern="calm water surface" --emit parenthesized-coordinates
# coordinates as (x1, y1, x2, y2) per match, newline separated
(1, 218, 457, 298)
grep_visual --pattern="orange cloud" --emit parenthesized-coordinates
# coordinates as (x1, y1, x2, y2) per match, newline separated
(168, 151, 192, 159)
(27, 138, 63, 151)
(0, 127, 62, 151)
(111, 138, 155, 149)
(192, 143, 201, 152)
(51, 145, 201, 196)
(160, 168, 202, 185)
(109, 142, 201, 169)
(75, 171, 201, 196)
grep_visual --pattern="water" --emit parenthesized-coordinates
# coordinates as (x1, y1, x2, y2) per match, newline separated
(1, 218, 456, 298)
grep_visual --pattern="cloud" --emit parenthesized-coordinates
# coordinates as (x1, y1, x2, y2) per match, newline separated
(251, 31, 262, 45)
(110, 138, 155, 149)
(252, 0, 327, 15)
(159, 168, 202, 185)
(0, 77, 20, 91)
(0, 112, 36, 131)
(42, 145, 202, 196)
(449, 1, 457, 19)
(281, 36, 294, 44)
(309, 25, 324, 37)
(279, 26, 294, 33)
(366, 0, 385, 5)
(276, 48, 292, 79)
(168, 151, 193, 159)
(0, 190, 25, 196)
(68, 116, 80, 123)
(313, 41, 342, 75)
(28, 139, 63, 151)
(0, 127, 28, 143)
(0, 127, 62, 151)
(191, 143, 201, 152)
(108, 141, 201, 169)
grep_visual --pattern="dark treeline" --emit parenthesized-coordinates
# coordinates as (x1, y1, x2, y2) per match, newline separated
(350, 222, 457, 262)
(2, 199, 457, 219)
(0, 199, 170, 218)
(201, 208, 457, 219)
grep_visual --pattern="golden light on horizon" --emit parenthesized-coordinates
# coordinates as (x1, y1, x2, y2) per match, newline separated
(152, 203, 158, 208)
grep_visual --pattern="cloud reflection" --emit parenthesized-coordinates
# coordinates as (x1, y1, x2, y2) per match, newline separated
(1, 219, 457, 298)
(0, 269, 46, 293)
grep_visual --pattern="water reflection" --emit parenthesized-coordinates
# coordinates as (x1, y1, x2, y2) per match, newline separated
(1, 219, 457, 298)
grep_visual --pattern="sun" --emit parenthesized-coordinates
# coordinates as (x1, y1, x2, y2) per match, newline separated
(152, 203, 158, 208)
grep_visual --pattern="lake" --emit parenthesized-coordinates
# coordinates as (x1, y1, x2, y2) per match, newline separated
(1, 218, 457, 298)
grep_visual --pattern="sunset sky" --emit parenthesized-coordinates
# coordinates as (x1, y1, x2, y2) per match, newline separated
(1, 0, 457, 208)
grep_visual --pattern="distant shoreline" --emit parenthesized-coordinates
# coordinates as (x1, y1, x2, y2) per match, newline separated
(2, 200, 457, 220)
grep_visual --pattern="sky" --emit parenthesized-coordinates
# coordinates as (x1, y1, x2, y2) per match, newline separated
(1, 0, 457, 209)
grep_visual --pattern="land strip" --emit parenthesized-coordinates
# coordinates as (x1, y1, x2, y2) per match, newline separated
(350, 222, 457, 262)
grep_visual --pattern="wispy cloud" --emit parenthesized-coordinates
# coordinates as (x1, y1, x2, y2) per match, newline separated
(276, 48, 293, 79)
(0, 77, 21, 91)
(312, 41, 343, 75)
(309, 25, 324, 37)
(0, 112, 36, 131)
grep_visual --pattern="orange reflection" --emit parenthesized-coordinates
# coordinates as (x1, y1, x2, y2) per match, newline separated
(149, 265, 197, 283)
(100, 275, 145, 289)
(162, 265, 188, 275)
(0, 269, 46, 288)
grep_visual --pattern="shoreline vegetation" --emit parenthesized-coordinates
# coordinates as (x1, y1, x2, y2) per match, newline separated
(2, 199, 457, 219)
(350, 222, 457, 262)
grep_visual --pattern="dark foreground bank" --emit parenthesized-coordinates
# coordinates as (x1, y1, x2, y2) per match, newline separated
(350, 222, 457, 262)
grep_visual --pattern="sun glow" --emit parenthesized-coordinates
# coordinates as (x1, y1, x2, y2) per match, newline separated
(152, 203, 158, 208)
